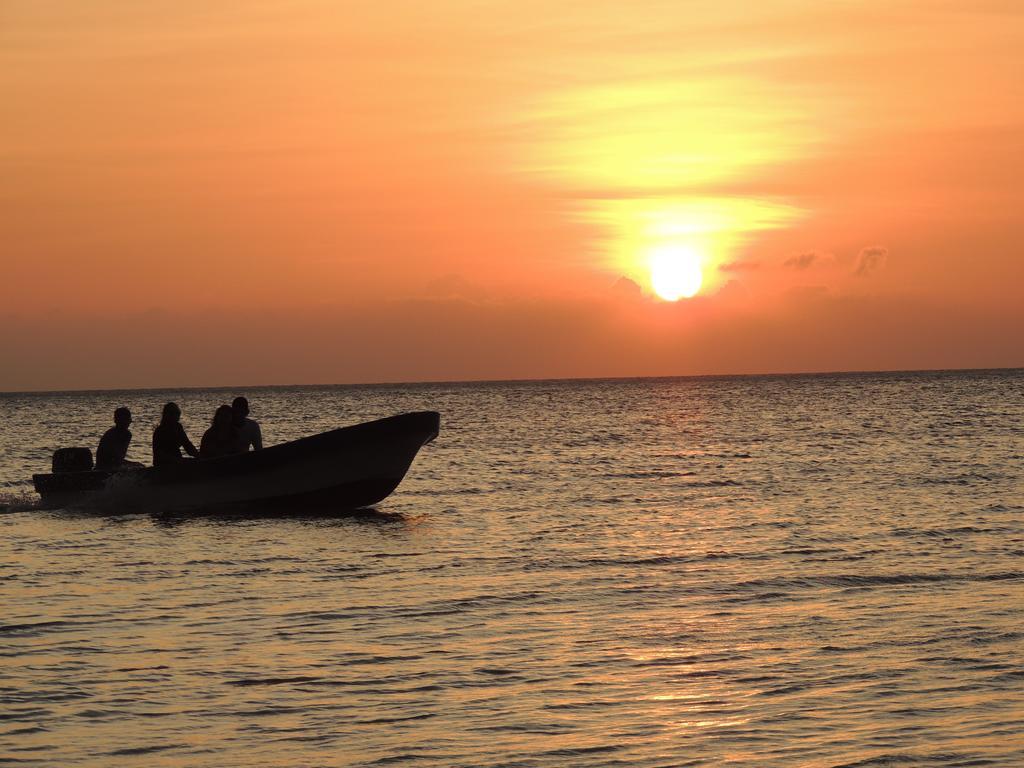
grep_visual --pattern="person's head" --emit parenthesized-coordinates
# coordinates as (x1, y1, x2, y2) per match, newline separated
(213, 404, 234, 429)
(114, 407, 132, 429)
(160, 402, 181, 425)
(232, 396, 250, 419)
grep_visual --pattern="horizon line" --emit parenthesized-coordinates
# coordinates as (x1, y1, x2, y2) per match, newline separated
(2, 364, 1021, 397)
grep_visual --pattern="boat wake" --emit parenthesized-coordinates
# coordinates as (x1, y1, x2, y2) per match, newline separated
(1, 486, 406, 523)
(0, 490, 44, 515)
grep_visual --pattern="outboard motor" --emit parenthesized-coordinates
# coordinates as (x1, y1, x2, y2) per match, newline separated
(52, 447, 94, 474)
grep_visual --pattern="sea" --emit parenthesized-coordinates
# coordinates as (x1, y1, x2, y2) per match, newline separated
(1, 369, 1022, 767)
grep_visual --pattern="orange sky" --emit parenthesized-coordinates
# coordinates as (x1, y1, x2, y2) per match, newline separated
(1, 1, 1022, 390)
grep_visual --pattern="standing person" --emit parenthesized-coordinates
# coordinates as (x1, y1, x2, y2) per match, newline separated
(96, 407, 143, 470)
(231, 396, 263, 451)
(152, 402, 199, 466)
(200, 405, 239, 459)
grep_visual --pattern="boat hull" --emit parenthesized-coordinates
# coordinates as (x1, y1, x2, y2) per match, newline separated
(32, 411, 440, 513)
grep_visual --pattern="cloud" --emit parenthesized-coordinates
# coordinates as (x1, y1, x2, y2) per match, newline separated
(854, 246, 888, 277)
(784, 251, 829, 270)
(610, 276, 643, 298)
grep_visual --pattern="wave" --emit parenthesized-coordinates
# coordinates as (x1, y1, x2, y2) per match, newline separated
(733, 571, 1023, 591)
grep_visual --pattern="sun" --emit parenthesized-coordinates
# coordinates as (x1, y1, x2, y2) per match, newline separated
(649, 244, 703, 300)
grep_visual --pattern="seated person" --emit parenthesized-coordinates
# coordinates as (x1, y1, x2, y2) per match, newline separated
(231, 396, 263, 451)
(200, 405, 239, 459)
(152, 402, 200, 466)
(96, 407, 144, 471)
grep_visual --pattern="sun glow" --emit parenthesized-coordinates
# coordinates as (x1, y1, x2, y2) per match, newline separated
(650, 244, 703, 300)
(579, 197, 804, 299)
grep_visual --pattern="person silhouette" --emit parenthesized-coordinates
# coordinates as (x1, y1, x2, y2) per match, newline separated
(200, 405, 239, 459)
(96, 407, 143, 471)
(231, 396, 263, 451)
(152, 402, 199, 467)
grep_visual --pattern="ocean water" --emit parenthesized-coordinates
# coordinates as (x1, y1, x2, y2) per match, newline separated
(1, 370, 1022, 767)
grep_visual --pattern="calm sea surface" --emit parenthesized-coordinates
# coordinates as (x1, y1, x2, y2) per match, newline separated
(1, 371, 1022, 767)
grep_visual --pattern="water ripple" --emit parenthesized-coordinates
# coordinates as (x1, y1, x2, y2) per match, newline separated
(1, 371, 1022, 767)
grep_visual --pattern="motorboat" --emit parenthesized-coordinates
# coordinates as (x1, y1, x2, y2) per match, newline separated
(32, 411, 440, 513)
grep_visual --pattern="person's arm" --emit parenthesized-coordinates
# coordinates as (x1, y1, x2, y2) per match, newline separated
(179, 424, 200, 458)
(252, 422, 263, 450)
(95, 431, 111, 471)
(117, 430, 132, 465)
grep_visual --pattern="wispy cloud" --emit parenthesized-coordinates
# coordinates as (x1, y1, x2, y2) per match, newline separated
(784, 251, 819, 270)
(854, 246, 888, 277)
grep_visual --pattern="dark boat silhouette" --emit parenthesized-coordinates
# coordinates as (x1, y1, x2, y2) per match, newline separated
(33, 411, 440, 512)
